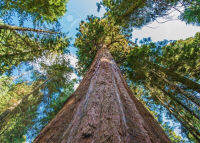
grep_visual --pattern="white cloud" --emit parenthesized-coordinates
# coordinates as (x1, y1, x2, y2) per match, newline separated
(70, 73, 77, 80)
(31, 53, 80, 90)
(132, 20, 200, 42)
(67, 54, 78, 68)
(132, 8, 200, 42)
(68, 54, 79, 90)
(70, 72, 79, 90)
(31, 53, 78, 74)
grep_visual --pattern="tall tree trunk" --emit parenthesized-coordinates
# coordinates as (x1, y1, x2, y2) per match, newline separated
(34, 46, 170, 143)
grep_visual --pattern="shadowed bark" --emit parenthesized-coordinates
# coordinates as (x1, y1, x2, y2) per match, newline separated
(34, 46, 171, 143)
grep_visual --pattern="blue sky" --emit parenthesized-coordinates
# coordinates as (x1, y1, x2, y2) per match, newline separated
(54, 1, 199, 141)
(2, 0, 199, 142)
(56, 0, 200, 81)
(59, 0, 200, 53)
(61, 0, 104, 34)
(59, 0, 105, 54)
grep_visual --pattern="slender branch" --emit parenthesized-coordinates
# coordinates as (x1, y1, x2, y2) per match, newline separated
(172, 6, 183, 13)
(154, 18, 179, 24)
(134, 64, 200, 119)
(0, 24, 57, 34)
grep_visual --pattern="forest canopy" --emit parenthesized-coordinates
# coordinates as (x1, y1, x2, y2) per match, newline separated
(0, 0, 199, 142)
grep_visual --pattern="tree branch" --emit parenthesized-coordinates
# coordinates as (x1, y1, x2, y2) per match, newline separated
(0, 24, 58, 34)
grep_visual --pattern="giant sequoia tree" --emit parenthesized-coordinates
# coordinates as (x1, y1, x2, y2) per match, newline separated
(34, 14, 200, 142)
(34, 44, 171, 142)
(1, 0, 200, 142)
(34, 17, 171, 143)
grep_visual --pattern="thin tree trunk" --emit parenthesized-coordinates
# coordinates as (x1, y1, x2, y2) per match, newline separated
(150, 68, 200, 107)
(0, 24, 57, 34)
(34, 46, 170, 143)
(0, 78, 50, 133)
(155, 83, 200, 119)
(146, 60, 200, 93)
(130, 60, 200, 106)
(151, 90, 200, 141)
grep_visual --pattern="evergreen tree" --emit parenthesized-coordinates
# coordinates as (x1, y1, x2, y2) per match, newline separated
(0, 55, 74, 142)
(0, 0, 199, 142)
(0, 1, 72, 141)
(34, 17, 171, 143)
(0, 27, 69, 74)
(125, 34, 200, 141)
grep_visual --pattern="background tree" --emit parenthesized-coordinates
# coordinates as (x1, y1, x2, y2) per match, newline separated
(0, 55, 75, 142)
(124, 34, 200, 142)
(180, 0, 200, 25)
(0, 1, 74, 142)
(0, 27, 69, 74)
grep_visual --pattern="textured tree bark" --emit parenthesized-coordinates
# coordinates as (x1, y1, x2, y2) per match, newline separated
(34, 46, 171, 143)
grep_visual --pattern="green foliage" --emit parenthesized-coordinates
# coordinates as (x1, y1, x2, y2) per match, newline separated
(0, 23, 72, 142)
(0, 0, 68, 25)
(126, 32, 200, 85)
(180, 0, 200, 25)
(100, 0, 200, 29)
(75, 16, 131, 75)
(75, 16, 200, 141)
(0, 76, 42, 142)
(0, 76, 33, 115)
(0, 28, 69, 74)
(160, 32, 200, 80)
(0, 55, 74, 142)
(100, 0, 181, 29)
(0, 0, 73, 142)
(126, 33, 200, 142)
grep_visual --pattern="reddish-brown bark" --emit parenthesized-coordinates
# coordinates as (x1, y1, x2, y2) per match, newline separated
(34, 46, 171, 143)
